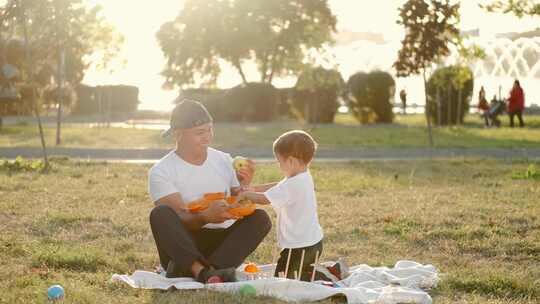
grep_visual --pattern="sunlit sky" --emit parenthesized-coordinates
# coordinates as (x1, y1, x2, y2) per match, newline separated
(83, 0, 540, 110)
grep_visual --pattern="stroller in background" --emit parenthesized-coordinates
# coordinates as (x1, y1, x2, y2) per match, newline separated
(487, 98, 506, 127)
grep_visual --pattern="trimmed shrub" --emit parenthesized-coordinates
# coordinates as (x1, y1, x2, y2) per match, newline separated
(347, 70, 395, 124)
(222, 82, 279, 122)
(180, 82, 285, 122)
(426, 65, 474, 126)
(293, 67, 344, 124)
(73, 84, 140, 115)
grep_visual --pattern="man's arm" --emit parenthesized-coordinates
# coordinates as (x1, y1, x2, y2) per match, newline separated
(155, 193, 240, 231)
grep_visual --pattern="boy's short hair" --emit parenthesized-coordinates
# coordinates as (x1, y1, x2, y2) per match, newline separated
(273, 130, 317, 164)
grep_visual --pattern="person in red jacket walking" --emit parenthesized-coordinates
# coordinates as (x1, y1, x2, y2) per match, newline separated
(507, 80, 525, 128)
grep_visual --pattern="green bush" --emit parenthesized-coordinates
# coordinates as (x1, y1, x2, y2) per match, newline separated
(293, 67, 344, 124)
(347, 71, 395, 124)
(0, 156, 46, 173)
(178, 88, 227, 120)
(73, 84, 140, 115)
(426, 65, 474, 126)
(181, 83, 285, 122)
(512, 164, 540, 180)
(222, 82, 280, 122)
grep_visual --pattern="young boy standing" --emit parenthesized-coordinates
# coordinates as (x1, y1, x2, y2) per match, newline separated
(238, 130, 323, 281)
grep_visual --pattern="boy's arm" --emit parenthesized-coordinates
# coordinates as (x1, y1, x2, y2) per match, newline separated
(239, 191, 271, 205)
(250, 182, 278, 192)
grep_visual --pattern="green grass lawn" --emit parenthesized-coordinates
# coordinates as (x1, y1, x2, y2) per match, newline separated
(1, 159, 539, 303)
(1, 114, 540, 150)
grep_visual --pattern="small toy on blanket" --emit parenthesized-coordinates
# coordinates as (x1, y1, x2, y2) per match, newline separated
(244, 263, 260, 273)
(239, 284, 257, 297)
(243, 263, 261, 280)
(112, 260, 439, 304)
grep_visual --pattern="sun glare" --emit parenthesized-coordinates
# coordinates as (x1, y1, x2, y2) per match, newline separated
(82, 0, 540, 111)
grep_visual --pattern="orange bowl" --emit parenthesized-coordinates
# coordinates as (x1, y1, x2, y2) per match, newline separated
(228, 203, 256, 217)
(187, 194, 255, 216)
(227, 196, 256, 217)
(187, 199, 209, 212)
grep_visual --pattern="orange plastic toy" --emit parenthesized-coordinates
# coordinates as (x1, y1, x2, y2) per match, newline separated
(204, 192, 226, 201)
(244, 263, 259, 273)
(227, 196, 256, 217)
(186, 193, 256, 217)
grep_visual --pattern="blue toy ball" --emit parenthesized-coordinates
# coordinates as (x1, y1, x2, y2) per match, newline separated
(47, 285, 64, 301)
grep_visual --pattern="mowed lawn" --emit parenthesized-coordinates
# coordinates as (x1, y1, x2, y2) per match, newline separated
(1, 159, 539, 303)
(1, 114, 540, 149)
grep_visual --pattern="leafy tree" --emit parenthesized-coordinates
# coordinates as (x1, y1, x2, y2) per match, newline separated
(481, 0, 540, 17)
(394, 0, 460, 146)
(157, 0, 336, 89)
(0, 0, 122, 151)
(1, 0, 123, 87)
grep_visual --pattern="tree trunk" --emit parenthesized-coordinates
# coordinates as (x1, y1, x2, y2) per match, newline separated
(447, 83, 451, 125)
(268, 54, 278, 84)
(260, 52, 269, 83)
(457, 88, 463, 125)
(233, 59, 248, 85)
(422, 70, 434, 147)
(56, 49, 65, 145)
(22, 2, 48, 169)
(97, 87, 103, 127)
(436, 87, 441, 126)
(106, 86, 112, 128)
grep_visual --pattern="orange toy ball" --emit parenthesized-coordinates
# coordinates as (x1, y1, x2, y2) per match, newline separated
(244, 263, 259, 273)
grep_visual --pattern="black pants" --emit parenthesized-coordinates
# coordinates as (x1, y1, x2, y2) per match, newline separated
(481, 112, 489, 126)
(274, 240, 323, 281)
(149, 205, 271, 277)
(509, 111, 525, 128)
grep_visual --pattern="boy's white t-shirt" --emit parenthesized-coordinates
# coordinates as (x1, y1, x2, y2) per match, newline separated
(148, 147, 240, 229)
(264, 171, 323, 249)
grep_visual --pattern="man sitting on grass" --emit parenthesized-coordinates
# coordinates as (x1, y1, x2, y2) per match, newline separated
(148, 99, 271, 283)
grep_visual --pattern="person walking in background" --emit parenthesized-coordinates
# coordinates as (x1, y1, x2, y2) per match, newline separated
(507, 80, 525, 128)
(477, 86, 490, 127)
(399, 89, 407, 115)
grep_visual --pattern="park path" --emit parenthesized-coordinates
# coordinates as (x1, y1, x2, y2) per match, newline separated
(1, 147, 540, 162)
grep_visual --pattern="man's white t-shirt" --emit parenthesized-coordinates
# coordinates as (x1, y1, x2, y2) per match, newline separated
(148, 147, 240, 229)
(264, 171, 323, 249)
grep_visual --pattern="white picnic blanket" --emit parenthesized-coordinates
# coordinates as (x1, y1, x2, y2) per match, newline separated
(111, 260, 438, 304)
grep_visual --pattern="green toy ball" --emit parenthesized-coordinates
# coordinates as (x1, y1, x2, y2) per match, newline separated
(239, 284, 256, 297)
